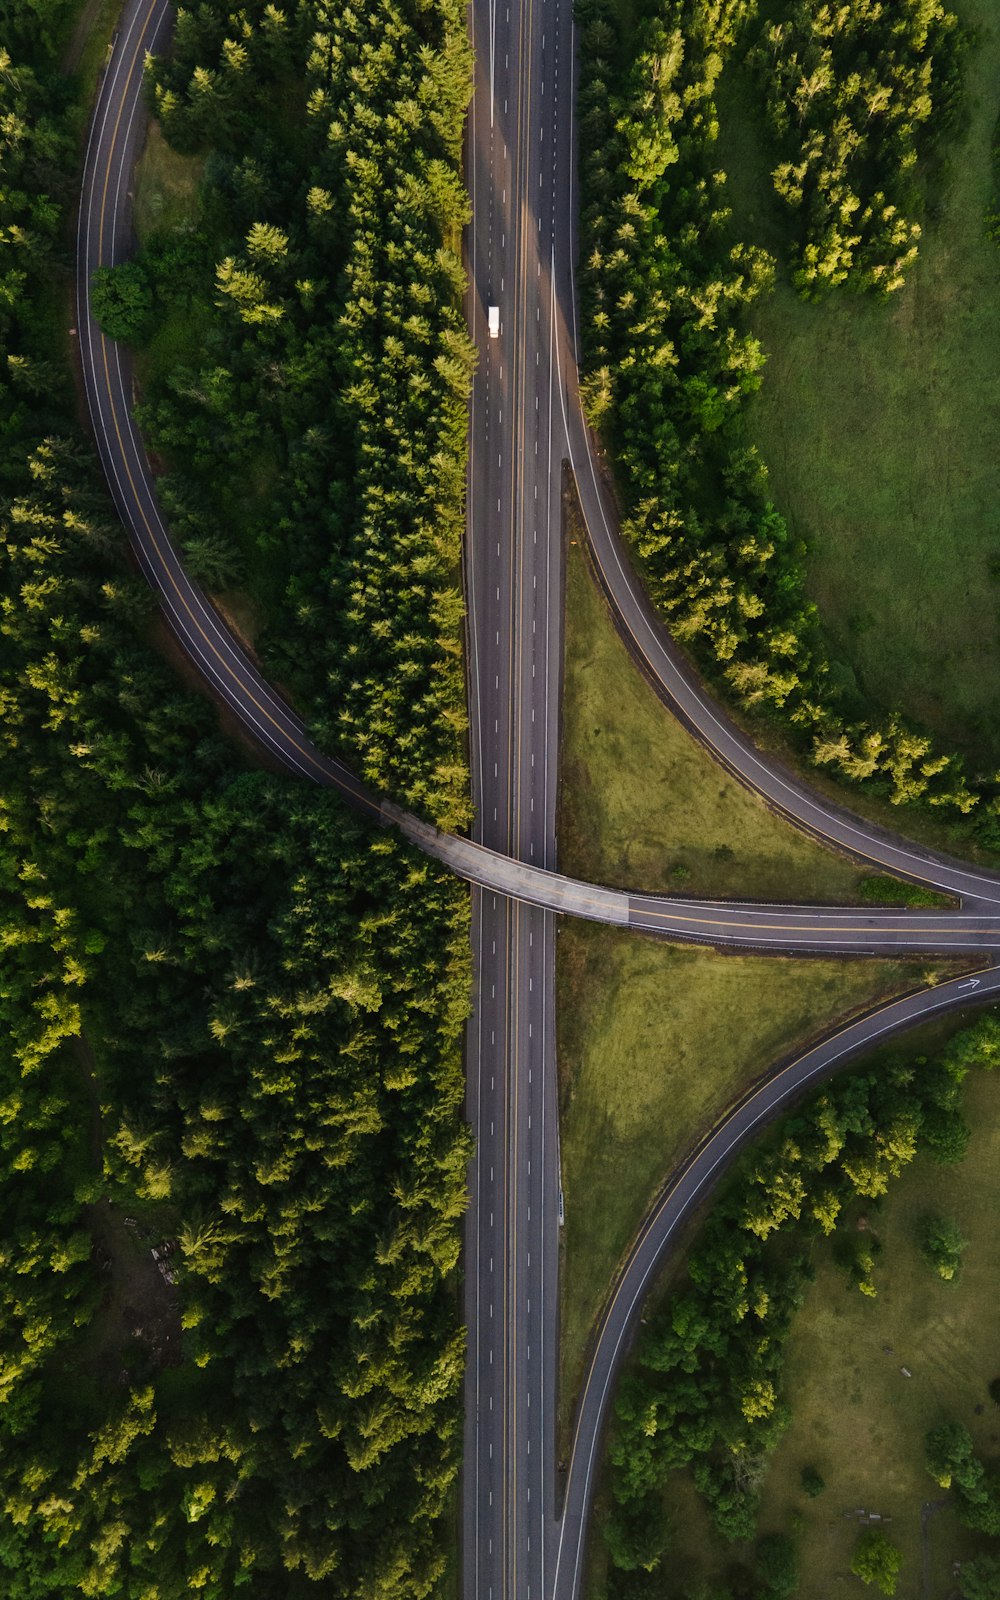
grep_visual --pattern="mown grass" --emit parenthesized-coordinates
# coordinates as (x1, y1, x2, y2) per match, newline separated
(560, 527, 902, 904)
(556, 920, 933, 1448)
(63, 0, 122, 96)
(651, 1058, 1000, 1598)
(134, 122, 206, 243)
(724, 0, 1000, 768)
(133, 121, 210, 392)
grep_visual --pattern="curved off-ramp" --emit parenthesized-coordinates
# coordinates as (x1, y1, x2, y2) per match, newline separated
(77, 0, 1000, 955)
(76, 0, 382, 813)
(393, 806, 1000, 953)
(553, 175, 1000, 912)
(550, 958, 1000, 1600)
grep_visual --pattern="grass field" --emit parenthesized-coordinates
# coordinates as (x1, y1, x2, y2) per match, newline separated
(560, 531, 916, 903)
(556, 921, 933, 1446)
(63, 0, 122, 101)
(134, 122, 206, 243)
(133, 122, 212, 387)
(723, 0, 1000, 767)
(647, 1056, 1000, 1599)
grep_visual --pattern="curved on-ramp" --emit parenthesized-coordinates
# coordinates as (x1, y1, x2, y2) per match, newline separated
(76, 0, 381, 814)
(77, 0, 1000, 959)
(550, 958, 1000, 1600)
(546, 57, 1000, 914)
(392, 805, 1000, 953)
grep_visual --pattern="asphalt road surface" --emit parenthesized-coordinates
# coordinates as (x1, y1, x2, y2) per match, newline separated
(78, 10, 1000, 1600)
(78, 0, 1000, 948)
(394, 805, 1000, 953)
(460, 0, 573, 1580)
(560, 314, 1000, 910)
(457, 0, 1000, 1594)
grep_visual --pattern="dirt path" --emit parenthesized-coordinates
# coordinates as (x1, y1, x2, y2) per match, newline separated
(921, 1498, 948, 1600)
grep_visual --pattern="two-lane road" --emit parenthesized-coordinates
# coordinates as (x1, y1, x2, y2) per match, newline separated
(78, 0, 1000, 936)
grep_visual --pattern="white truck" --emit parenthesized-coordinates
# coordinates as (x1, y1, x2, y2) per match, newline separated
(488, 305, 500, 338)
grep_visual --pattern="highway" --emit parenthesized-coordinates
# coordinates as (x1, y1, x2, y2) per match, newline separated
(460, 0, 572, 1580)
(77, 9, 1000, 1600)
(77, 0, 1000, 947)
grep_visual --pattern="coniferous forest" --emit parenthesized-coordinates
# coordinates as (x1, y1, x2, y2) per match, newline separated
(599, 1016, 1000, 1597)
(104, 0, 475, 831)
(576, 0, 994, 839)
(0, 1, 473, 1593)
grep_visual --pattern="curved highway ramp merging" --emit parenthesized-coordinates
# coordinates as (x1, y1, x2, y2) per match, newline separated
(78, 1, 1000, 951)
(390, 805, 1000, 954)
(79, 9, 1000, 1600)
(549, 958, 1000, 1600)
(77, 0, 381, 814)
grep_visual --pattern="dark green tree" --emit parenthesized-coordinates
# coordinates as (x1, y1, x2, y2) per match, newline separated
(90, 262, 154, 343)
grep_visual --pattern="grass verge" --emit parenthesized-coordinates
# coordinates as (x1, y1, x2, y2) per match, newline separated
(653, 1056, 1000, 1598)
(556, 920, 936, 1449)
(63, 0, 122, 94)
(134, 121, 206, 242)
(132, 119, 212, 393)
(560, 517, 924, 904)
(726, 0, 1000, 767)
